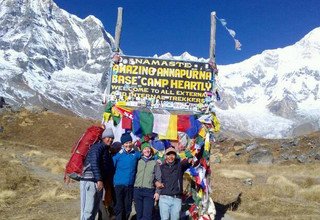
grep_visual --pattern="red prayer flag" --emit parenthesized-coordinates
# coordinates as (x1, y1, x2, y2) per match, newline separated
(177, 115, 191, 132)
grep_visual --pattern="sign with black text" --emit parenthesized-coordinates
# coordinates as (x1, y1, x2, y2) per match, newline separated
(110, 56, 214, 104)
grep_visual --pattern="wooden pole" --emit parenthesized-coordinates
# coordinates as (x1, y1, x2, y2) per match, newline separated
(105, 7, 123, 99)
(114, 7, 123, 52)
(209, 11, 216, 63)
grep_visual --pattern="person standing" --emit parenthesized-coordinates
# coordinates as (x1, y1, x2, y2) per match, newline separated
(80, 128, 114, 220)
(113, 132, 141, 220)
(154, 147, 192, 220)
(133, 142, 159, 220)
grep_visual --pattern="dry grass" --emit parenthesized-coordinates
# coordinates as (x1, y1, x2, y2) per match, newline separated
(217, 169, 255, 179)
(0, 190, 16, 210)
(42, 157, 68, 174)
(0, 110, 86, 219)
(0, 160, 37, 191)
(0, 190, 16, 201)
(266, 175, 299, 189)
(298, 185, 320, 202)
(212, 162, 320, 219)
(0, 108, 96, 151)
(23, 150, 44, 157)
(0, 151, 16, 160)
(8, 159, 21, 164)
(37, 187, 76, 202)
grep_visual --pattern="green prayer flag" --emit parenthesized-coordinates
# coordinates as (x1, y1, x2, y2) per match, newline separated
(139, 111, 154, 135)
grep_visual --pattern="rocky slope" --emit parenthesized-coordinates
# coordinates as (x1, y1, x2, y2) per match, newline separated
(0, 0, 115, 117)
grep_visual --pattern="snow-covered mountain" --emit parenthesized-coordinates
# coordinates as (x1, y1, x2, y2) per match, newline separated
(0, 0, 114, 117)
(216, 28, 320, 138)
(0, 0, 319, 138)
(158, 29, 320, 138)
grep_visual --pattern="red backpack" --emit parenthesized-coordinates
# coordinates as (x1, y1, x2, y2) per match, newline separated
(64, 125, 104, 183)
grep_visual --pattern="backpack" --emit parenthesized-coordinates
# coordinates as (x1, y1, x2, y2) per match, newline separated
(64, 125, 104, 183)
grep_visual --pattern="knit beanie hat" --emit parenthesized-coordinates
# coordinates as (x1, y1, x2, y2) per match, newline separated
(121, 132, 132, 144)
(102, 128, 114, 139)
(141, 142, 151, 151)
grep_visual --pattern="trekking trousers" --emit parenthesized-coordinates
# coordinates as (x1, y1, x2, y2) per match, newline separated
(80, 180, 103, 220)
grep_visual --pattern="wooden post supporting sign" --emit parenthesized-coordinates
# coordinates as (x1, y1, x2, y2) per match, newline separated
(209, 11, 216, 64)
(114, 7, 123, 52)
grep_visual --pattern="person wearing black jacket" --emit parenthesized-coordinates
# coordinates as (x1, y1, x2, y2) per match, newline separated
(80, 128, 114, 220)
(154, 147, 192, 220)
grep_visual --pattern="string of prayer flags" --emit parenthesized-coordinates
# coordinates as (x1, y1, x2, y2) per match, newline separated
(216, 16, 242, 51)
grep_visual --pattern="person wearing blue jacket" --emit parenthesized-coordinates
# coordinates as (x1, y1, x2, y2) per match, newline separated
(80, 127, 114, 220)
(113, 132, 141, 220)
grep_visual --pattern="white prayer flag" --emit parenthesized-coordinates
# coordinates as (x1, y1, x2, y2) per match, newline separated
(227, 29, 236, 37)
(235, 39, 242, 50)
(216, 15, 242, 51)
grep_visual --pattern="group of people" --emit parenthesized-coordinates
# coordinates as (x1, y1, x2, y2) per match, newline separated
(80, 127, 193, 220)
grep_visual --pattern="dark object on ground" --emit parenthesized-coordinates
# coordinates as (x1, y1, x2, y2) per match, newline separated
(0, 97, 6, 108)
(214, 193, 242, 220)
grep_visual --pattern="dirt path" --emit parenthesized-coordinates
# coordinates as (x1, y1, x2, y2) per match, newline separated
(0, 140, 80, 220)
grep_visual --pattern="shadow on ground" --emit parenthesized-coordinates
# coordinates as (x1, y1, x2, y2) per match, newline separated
(214, 193, 242, 220)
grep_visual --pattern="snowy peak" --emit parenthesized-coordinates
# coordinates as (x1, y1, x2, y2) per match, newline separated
(83, 15, 105, 28)
(0, 0, 115, 72)
(0, 0, 115, 117)
(216, 27, 320, 137)
(297, 27, 320, 47)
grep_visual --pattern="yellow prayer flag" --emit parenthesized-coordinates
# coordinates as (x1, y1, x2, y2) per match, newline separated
(212, 114, 220, 132)
(111, 106, 120, 117)
(103, 112, 111, 122)
(197, 189, 203, 198)
(179, 152, 186, 160)
(159, 115, 178, 140)
(205, 133, 210, 152)
(116, 101, 127, 106)
(198, 127, 206, 138)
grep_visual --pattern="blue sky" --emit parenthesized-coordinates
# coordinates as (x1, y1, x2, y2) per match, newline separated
(54, 0, 320, 65)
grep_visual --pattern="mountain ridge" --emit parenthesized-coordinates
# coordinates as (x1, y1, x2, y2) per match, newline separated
(0, 0, 319, 138)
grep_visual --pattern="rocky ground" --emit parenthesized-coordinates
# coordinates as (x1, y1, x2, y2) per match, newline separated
(211, 131, 320, 219)
(0, 106, 319, 220)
